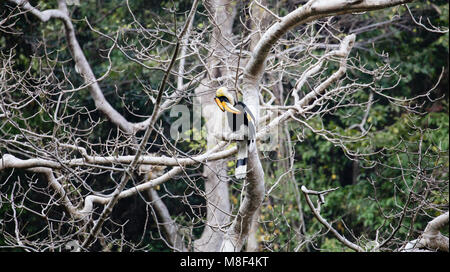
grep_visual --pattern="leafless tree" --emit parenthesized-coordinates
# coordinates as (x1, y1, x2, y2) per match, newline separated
(0, 0, 447, 252)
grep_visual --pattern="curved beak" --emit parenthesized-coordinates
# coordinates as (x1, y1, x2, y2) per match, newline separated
(223, 102, 241, 114)
(215, 97, 225, 112)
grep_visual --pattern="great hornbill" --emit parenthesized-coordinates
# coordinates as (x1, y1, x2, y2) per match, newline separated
(214, 87, 256, 179)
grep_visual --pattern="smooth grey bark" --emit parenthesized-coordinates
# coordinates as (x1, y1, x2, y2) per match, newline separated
(5, 0, 418, 252)
(221, 0, 414, 252)
(193, 0, 237, 251)
(404, 212, 449, 252)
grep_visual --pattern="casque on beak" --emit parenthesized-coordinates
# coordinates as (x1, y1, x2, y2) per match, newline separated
(215, 87, 242, 114)
(215, 97, 241, 114)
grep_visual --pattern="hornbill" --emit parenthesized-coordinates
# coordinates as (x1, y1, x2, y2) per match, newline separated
(214, 87, 256, 179)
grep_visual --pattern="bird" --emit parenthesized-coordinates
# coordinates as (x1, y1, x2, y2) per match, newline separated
(214, 87, 256, 179)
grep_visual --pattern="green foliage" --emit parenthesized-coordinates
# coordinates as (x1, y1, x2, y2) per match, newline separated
(0, 0, 447, 252)
(255, 2, 449, 252)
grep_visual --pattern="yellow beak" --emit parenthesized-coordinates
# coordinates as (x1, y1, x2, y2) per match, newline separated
(215, 97, 225, 112)
(215, 97, 241, 114)
(223, 102, 241, 114)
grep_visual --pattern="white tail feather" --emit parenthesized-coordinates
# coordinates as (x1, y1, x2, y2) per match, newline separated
(235, 141, 248, 179)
